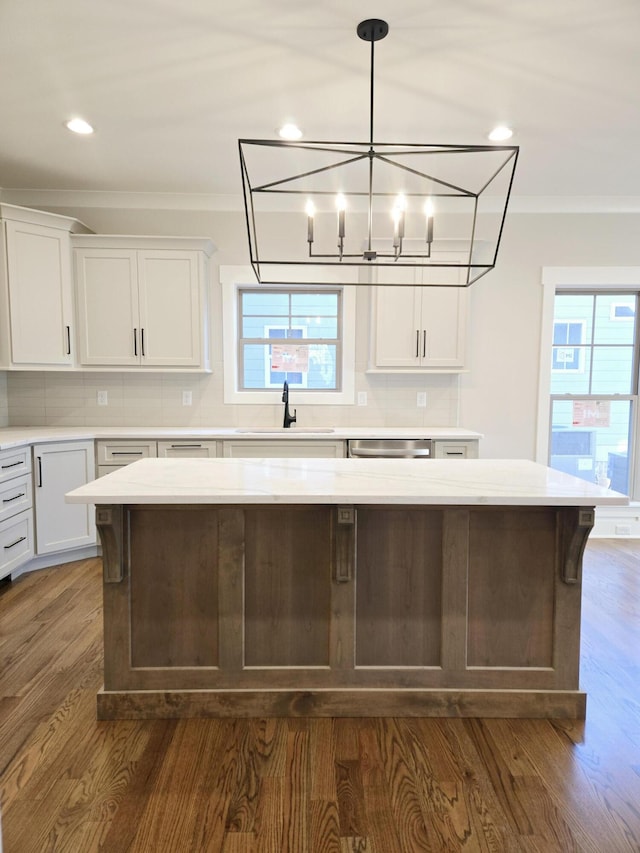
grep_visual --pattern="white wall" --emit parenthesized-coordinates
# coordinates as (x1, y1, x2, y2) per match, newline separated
(4, 204, 640, 460)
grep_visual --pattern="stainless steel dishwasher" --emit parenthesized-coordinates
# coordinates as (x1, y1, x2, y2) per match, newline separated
(347, 438, 433, 458)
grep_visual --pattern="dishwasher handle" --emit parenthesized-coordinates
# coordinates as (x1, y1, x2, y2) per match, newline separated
(349, 447, 432, 458)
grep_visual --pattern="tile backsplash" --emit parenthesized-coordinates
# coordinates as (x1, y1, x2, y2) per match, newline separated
(0, 372, 8, 426)
(6, 367, 460, 429)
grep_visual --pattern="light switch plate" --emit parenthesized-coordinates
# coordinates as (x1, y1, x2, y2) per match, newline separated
(182, 390, 193, 406)
(97, 390, 108, 406)
(357, 391, 367, 406)
(417, 392, 427, 408)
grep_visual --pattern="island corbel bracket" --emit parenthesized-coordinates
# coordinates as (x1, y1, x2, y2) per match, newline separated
(334, 505, 356, 583)
(559, 507, 595, 584)
(96, 505, 125, 583)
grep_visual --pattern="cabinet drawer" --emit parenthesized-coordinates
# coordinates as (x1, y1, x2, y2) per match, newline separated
(157, 440, 219, 458)
(96, 440, 157, 465)
(433, 441, 479, 459)
(0, 510, 34, 579)
(0, 447, 32, 484)
(0, 474, 33, 523)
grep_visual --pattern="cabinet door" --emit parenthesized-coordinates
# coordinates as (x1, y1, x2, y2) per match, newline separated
(33, 441, 96, 555)
(75, 249, 140, 365)
(420, 287, 467, 368)
(372, 285, 422, 368)
(5, 221, 73, 366)
(137, 250, 201, 367)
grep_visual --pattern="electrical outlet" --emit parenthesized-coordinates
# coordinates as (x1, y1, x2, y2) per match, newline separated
(615, 524, 631, 536)
(357, 391, 368, 406)
(97, 390, 108, 406)
(182, 390, 193, 406)
(417, 391, 427, 408)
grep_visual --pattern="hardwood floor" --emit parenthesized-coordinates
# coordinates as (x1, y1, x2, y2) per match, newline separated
(0, 539, 639, 852)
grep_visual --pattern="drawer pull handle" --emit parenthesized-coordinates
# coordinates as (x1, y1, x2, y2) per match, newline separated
(111, 451, 144, 456)
(1, 461, 23, 469)
(170, 444, 202, 449)
(2, 493, 25, 503)
(4, 536, 26, 550)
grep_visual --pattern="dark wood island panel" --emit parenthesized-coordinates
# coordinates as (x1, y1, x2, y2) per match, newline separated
(95, 502, 593, 719)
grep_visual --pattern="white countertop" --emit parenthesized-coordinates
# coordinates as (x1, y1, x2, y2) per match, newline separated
(0, 425, 482, 450)
(66, 457, 628, 507)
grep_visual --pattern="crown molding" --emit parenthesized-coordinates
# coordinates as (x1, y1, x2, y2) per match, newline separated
(2, 187, 640, 214)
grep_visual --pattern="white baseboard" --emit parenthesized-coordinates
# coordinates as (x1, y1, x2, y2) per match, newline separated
(11, 545, 100, 580)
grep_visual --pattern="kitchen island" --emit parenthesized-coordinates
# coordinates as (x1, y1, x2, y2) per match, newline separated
(67, 457, 627, 720)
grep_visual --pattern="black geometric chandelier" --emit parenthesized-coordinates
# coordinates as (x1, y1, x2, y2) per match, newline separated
(239, 19, 519, 287)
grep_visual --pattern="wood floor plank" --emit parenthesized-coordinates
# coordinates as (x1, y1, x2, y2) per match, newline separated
(0, 542, 639, 852)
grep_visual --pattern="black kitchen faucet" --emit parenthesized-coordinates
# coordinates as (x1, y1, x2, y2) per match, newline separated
(282, 381, 297, 428)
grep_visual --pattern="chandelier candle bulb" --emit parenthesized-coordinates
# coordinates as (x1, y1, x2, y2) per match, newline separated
(424, 199, 434, 244)
(305, 200, 315, 243)
(336, 194, 346, 238)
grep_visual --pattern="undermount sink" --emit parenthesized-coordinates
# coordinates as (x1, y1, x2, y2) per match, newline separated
(234, 427, 335, 434)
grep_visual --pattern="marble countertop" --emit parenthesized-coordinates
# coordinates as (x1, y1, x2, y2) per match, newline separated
(0, 425, 482, 450)
(66, 457, 628, 507)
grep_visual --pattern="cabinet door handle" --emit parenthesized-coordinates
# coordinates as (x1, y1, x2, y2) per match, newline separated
(415, 330, 420, 358)
(2, 492, 25, 503)
(1, 460, 23, 470)
(37, 456, 43, 487)
(141, 328, 145, 357)
(66, 325, 71, 355)
(4, 536, 26, 550)
(111, 451, 144, 456)
(423, 329, 427, 358)
(133, 328, 138, 356)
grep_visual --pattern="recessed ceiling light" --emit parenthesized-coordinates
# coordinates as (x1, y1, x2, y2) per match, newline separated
(488, 125, 513, 142)
(278, 123, 303, 141)
(65, 118, 94, 135)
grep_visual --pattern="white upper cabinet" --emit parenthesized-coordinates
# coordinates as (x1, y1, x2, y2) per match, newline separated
(73, 236, 215, 371)
(369, 262, 468, 371)
(0, 204, 91, 369)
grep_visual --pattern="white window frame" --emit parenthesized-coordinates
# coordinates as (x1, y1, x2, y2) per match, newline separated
(537, 267, 640, 502)
(220, 265, 356, 405)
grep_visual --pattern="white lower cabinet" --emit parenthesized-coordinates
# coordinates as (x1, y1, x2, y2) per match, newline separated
(33, 441, 96, 555)
(222, 440, 346, 458)
(0, 511, 34, 579)
(433, 440, 479, 459)
(0, 445, 34, 579)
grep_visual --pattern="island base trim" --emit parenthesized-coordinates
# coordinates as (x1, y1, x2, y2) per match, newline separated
(97, 687, 587, 720)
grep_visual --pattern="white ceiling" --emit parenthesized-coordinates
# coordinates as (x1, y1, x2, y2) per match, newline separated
(1, 0, 639, 208)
